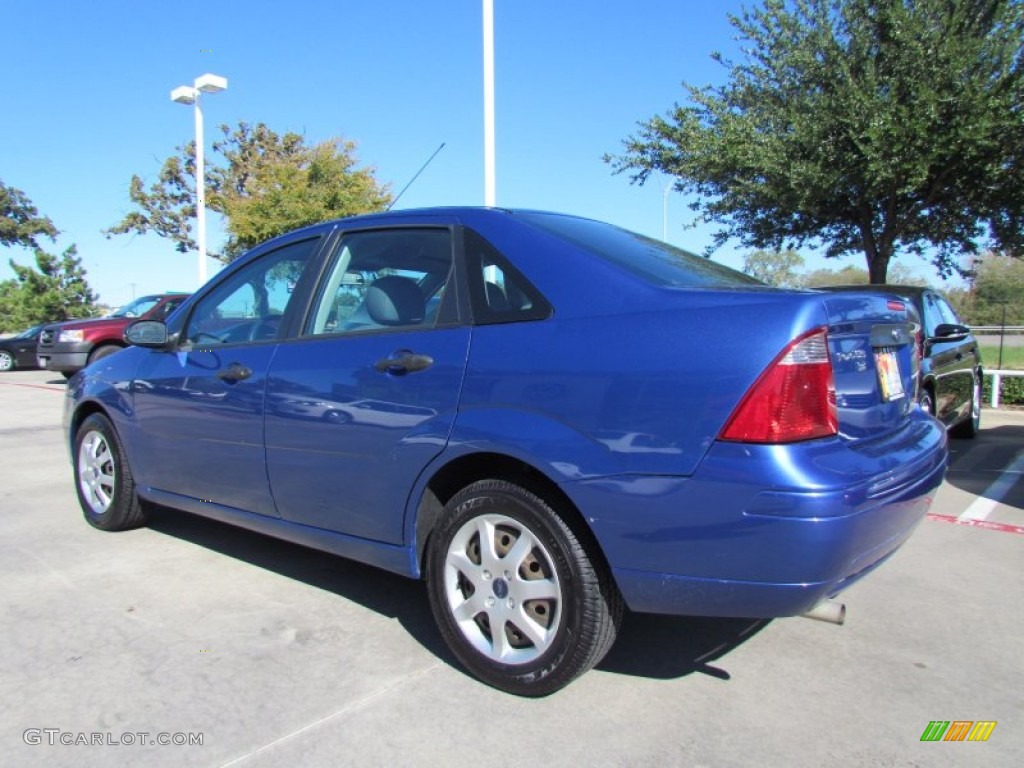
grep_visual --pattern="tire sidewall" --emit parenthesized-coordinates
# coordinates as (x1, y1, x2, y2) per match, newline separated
(88, 345, 122, 366)
(0, 351, 13, 371)
(74, 413, 141, 530)
(426, 482, 590, 695)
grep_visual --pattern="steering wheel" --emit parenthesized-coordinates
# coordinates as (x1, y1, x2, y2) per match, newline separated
(249, 315, 282, 341)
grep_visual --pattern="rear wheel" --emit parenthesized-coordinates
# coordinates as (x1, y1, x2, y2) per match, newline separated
(74, 413, 148, 530)
(950, 372, 981, 439)
(426, 479, 622, 696)
(0, 350, 14, 371)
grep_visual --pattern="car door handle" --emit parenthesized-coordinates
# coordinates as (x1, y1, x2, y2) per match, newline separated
(374, 350, 434, 375)
(217, 362, 253, 383)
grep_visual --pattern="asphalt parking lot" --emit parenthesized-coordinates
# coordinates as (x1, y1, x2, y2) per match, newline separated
(1, 368, 1021, 768)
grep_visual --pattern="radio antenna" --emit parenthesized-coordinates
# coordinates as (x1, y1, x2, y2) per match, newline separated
(387, 142, 446, 211)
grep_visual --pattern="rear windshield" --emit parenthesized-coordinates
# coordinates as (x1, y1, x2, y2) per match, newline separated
(518, 212, 762, 288)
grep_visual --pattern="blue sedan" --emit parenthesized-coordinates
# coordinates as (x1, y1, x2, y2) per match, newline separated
(64, 208, 947, 695)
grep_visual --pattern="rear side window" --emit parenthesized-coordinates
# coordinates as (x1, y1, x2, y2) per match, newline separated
(463, 228, 552, 324)
(518, 212, 761, 287)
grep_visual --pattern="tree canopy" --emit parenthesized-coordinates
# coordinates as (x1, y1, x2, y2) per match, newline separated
(106, 122, 393, 263)
(0, 246, 99, 331)
(0, 182, 98, 330)
(946, 251, 1024, 325)
(741, 248, 928, 286)
(609, 0, 1024, 283)
(0, 179, 58, 250)
(741, 249, 805, 287)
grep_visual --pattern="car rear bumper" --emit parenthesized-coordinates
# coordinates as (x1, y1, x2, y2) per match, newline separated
(570, 413, 948, 617)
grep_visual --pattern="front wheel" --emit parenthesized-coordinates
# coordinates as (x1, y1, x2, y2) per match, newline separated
(74, 413, 148, 530)
(87, 344, 123, 366)
(919, 388, 934, 417)
(0, 350, 14, 371)
(426, 479, 622, 696)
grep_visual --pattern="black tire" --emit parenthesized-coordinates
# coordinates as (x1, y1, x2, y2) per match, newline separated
(950, 372, 981, 439)
(0, 350, 14, 371)
(73, 413, 149, 531)
(87, 344, 123, 366)
(426, 479, 623, 696)
(919, 388, 934, 417)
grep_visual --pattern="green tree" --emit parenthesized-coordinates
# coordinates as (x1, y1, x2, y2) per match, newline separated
(950, 251, 1024, 325)
(106, 122, 392, 263)
(608, 0, 1024, 283)
(0, 179, 58, 249)
(742, 249, 805, 286)
(0, 246, 98, 331)
(797, 261, 928, 287)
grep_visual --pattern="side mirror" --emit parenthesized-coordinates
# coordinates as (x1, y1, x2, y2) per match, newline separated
(125, 320, 170, 348)
(930, 323, 970, 343)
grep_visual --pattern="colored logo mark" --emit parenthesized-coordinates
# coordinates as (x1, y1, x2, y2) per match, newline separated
(920, 721, 997, 742)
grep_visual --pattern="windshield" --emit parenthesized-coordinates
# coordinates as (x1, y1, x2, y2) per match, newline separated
(15, 325, 42, 339)
(110, 296, 162, 318)
(518, 212, 762, 288)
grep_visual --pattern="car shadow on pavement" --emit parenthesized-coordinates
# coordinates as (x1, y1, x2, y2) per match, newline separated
(145, 505, 452, 660)
(945, 424, 1024, 511)
(597, 613, 769, 681)
(146, 505, 768, 684)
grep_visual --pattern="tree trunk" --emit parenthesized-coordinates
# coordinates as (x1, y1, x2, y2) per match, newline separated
(858, 211, 893, 284)
(867, 251, 890, 284)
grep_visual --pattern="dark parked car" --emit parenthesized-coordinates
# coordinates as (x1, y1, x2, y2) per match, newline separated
(65, 209, 947, 695)
(38, 293, 189, 377)
(818, 285, 982, 438)
(0, 324, 45, 371)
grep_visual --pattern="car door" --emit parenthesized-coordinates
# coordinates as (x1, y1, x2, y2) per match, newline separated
(922, 291, 973, 425)
(264, 226, 470, 544)
(12, 327, 42, 367)
(130, 236, 321, 516)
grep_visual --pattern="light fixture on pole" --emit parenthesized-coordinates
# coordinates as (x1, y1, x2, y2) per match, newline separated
(171, 73, 228, 287)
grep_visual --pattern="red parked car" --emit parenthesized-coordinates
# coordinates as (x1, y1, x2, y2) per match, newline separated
(37, 293, 189, 377)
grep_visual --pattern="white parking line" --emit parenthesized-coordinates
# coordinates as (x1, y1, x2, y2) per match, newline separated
(957, 451, 1024, 523)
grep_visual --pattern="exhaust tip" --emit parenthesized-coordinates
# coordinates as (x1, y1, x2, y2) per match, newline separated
(801, 600, 846, 625)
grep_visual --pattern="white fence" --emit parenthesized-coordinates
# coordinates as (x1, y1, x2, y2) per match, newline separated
(984, 370, 1024, 408)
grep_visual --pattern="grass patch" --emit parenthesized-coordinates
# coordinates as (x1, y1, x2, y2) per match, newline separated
(977, 342, 1024, 370)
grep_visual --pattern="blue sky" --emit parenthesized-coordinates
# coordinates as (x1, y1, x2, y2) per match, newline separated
(2, 0, 933, 307)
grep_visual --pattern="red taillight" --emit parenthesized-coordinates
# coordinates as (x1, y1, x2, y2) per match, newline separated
(720, 328, 838, 443)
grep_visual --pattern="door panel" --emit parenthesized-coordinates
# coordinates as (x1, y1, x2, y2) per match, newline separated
(265, 328, 471, 543)
(131, 346, 279, 515)
(128, 236, 319, 514)
(264, 225, 467, 544)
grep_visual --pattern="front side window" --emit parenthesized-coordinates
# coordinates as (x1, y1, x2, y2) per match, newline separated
(936, 295, 964, 327)
(184, 238, 317, 346)
(307, 228, 454, 336)
(922, 293, 945, 337)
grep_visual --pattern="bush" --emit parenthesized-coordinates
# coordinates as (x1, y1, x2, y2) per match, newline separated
(982, 374, 1024, 407)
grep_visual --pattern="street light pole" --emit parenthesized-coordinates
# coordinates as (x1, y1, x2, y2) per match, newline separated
(483, 0, 495, 207)
(193, 93, 208, 286)
(171, 73, 228, 288)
